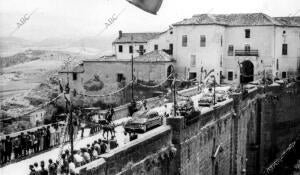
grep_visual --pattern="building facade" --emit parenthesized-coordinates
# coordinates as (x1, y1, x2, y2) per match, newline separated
(171, 13, 300, 85)
(59, 13, 300, 103)
(59, 51, 174, 104)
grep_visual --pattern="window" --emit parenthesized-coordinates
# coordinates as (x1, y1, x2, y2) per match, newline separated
(228, 45, 234, 56)
(154, 44, 158, 50)
(282, 72, 287, 78)
(221, 36, 223, 46)
(72, 73, 77, 80)
(245, 29, 250, 38)
(182, 35, 187, 47)
(117, 73, 124, 82)
(245, 44, 251, 52)
(200, 35, 206, 47)
(169, 43, 173, 55)
(189, 72, 197, 80)
(282, 44, 288, 55)
(129, 45, 133, 53)
(190, 55, 196, 67)
(228, 71, 233, 81)
(139, 45, 144, 55)
(118, 45, 123, 52)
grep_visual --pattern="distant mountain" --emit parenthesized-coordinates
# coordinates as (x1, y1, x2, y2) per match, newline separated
(0, 36, 35, 48)
(0, 37, 35, 57)
(0, 36, 114, 57)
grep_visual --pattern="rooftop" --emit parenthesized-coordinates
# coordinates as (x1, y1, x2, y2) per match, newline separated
(84, 50, 174, 63)
(274, 16, 300, 27)
(173, 13, 300, 27)
(59, 64, 84, 73)
(113, 32, 161, 44)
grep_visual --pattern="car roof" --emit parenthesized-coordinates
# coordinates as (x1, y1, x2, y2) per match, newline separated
(132, 110, 159, 118)
(146, 110, 159, 116)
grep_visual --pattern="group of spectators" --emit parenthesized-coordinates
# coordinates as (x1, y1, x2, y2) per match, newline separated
(28, 137, 119, 175)
(0, 123, 66, 166)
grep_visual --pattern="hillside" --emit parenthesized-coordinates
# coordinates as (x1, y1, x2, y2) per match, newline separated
(0, 50, 45, 68)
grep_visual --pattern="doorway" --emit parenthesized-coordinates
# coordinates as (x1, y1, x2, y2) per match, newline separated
(240, 60, 254, 84)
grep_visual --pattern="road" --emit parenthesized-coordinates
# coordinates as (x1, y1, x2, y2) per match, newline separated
(0, 85, 231, 175)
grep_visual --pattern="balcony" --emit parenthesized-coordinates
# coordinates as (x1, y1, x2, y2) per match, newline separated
(235, 50, 259, 57)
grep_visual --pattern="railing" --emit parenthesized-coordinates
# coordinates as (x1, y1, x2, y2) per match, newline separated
(235, 49, 259, 56)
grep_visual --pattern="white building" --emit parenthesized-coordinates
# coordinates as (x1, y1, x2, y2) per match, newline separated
(171, 13, 300, 85)
(26, 109, 46, 126)
(60, 13, 300, 98)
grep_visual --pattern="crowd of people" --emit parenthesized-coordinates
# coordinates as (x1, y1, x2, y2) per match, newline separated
(0, 123, 66, 166)
(28, 137, 119, 175)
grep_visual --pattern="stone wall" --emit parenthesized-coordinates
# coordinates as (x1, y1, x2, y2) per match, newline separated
(76, 126, 175, 175)
(260, 83, 300, 173)
(167, 99, 235, 175)
(76, 83, 300, 175)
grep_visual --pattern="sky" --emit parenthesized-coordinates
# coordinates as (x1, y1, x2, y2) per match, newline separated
(0, 0, 299, 41)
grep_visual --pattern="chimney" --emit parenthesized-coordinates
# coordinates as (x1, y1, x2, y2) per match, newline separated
(118, 30, 122, 39)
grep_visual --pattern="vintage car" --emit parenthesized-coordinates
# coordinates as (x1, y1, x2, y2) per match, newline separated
(124, 110, 163, 133)
(198, 93, 213, 107)
(215, 90, 228, 102)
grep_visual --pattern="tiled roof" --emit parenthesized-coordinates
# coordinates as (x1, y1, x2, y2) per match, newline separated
(113, 32, 161, 44)
(84, 50, 174, 63)
(59, 64, 84, 73)
(134, 50, 174, 62)
(274, 16, 300, 27)
(173, 13, 284, 26)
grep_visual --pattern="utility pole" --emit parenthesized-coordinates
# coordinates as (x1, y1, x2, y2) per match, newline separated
(173, 74, 177, 117)
(212, 75, 216, 105)
(131, 36, 134, 102)
(69, 103, 74, 160)
(199, 67, 203, 91)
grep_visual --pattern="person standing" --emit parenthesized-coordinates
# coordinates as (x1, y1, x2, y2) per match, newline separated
(33, 131, 38, 153)
(39, 161, 48, 175)
(46, 126, 51, 149)
(0, 139, 5, 164)
(99, 140, 107, 154)
(109, 136, 118, 150)
(20, 132, 26, 157)
(5, 136, 13, 161)
(68, 158, 76, 175)
(80, 120, 85, 138)
(55, 124, 61, 146)
(50, 125, 56, 148)
(40, 129, 45, 151)
(48, 159, 57, 175)
(29, 165, 36, 175)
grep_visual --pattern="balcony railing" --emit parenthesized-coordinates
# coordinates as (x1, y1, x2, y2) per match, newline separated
(235, 49, 259, 56)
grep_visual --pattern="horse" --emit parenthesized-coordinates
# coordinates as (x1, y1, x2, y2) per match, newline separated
(101, 120, 116, 140)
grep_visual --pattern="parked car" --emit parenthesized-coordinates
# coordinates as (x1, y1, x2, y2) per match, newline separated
(124, 110, 163, 133)
(215, 90, 228, 102)
(198, 93, 213, 107)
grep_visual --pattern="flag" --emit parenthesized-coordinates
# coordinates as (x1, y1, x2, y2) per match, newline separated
(126, 0, 163, 15)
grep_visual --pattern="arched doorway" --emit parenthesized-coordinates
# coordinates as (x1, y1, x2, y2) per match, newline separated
(240, 60, 254, 84)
